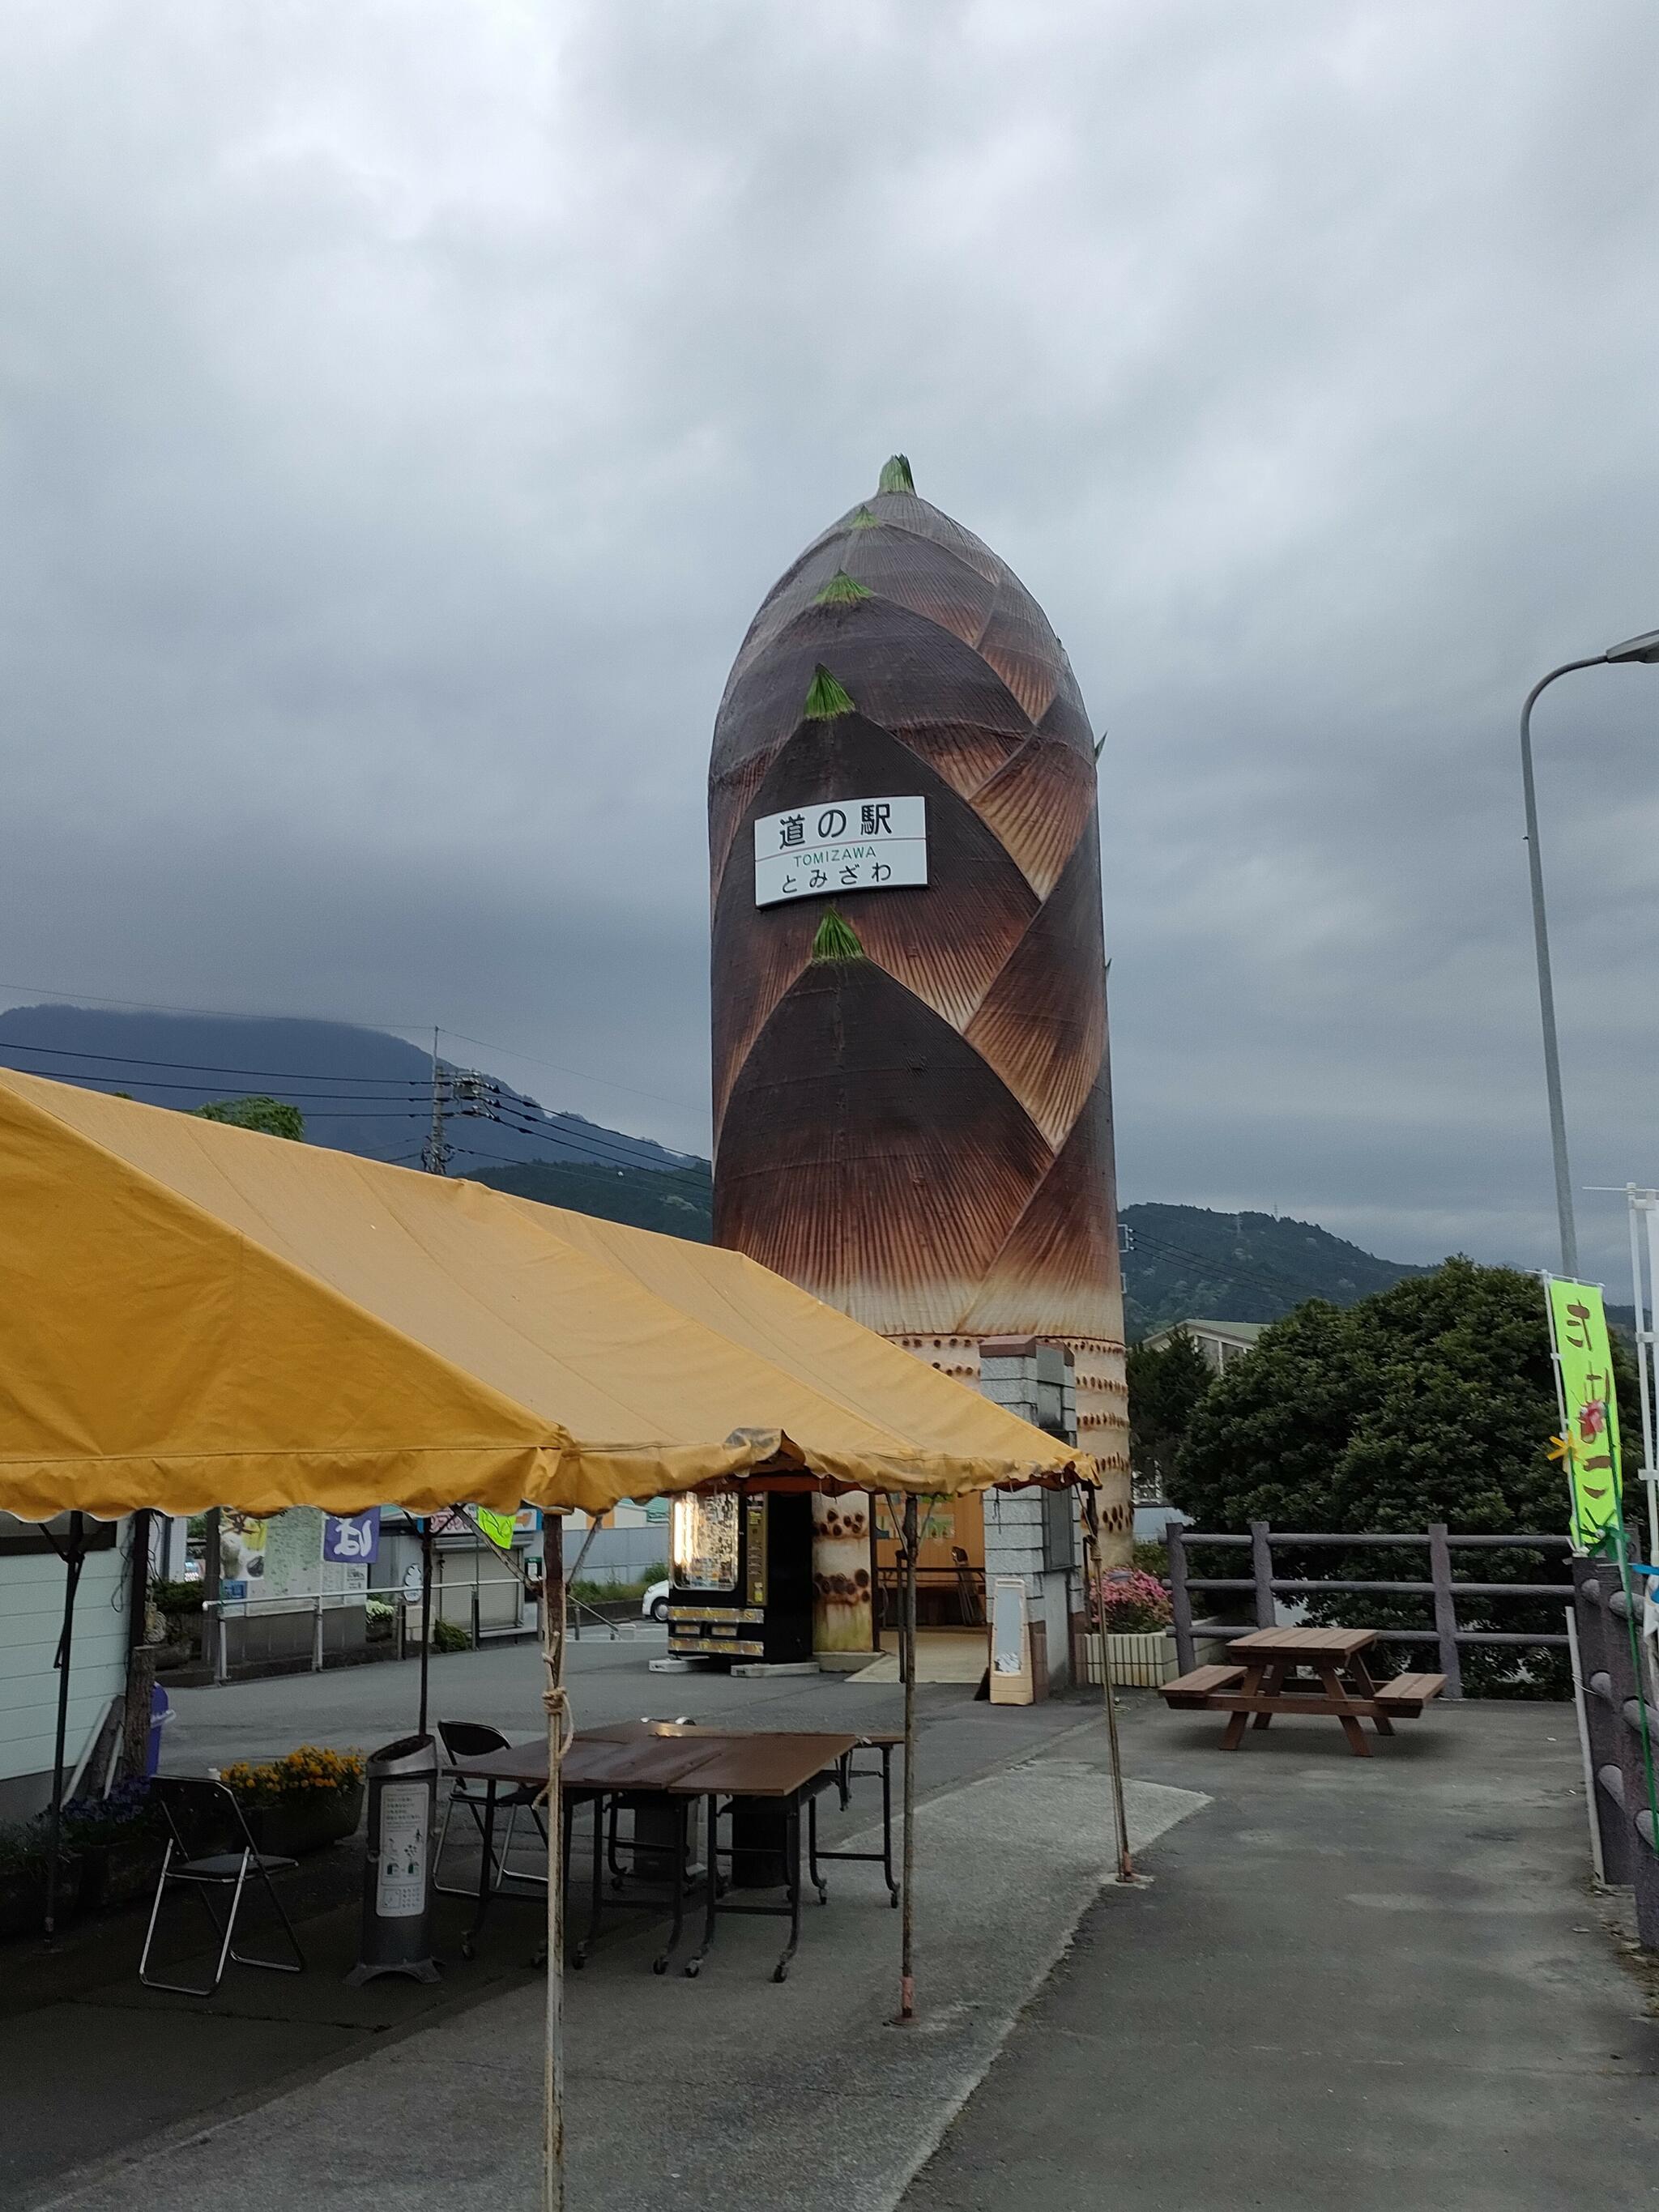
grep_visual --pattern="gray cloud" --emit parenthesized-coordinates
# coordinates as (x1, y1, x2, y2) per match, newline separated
(2, 1, 1657, 1281)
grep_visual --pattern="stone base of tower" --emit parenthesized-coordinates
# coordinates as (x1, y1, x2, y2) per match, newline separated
(848, 1331, 1133, 1690)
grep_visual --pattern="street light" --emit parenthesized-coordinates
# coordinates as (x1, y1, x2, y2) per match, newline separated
(1520, 628, 1659, 1276)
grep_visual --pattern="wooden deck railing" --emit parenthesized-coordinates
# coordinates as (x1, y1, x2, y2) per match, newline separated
(1166, 1520, 1572, 1698)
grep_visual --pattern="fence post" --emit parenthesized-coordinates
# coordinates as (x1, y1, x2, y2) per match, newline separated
(213, 1604, 228, 1686)
(471, 1587, 481, 1651)
(1249, 1520, 1275, 1628)
(1427, 1524, 1464, 1699)
(312, 1595, 325, 1673)
(1167, 1525, 1195, 1674)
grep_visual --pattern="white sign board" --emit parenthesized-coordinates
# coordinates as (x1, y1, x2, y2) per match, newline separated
(753, 795, 927, 909)
(376, 1780, 429, 1918)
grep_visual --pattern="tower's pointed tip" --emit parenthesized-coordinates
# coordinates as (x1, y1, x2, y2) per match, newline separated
(876, 454, 915, 496)
(804, 664, 857, 719)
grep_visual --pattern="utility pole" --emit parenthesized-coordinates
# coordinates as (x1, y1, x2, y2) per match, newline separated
(422, 1029, 450, 1175)
(422, 1029, 501, 1176)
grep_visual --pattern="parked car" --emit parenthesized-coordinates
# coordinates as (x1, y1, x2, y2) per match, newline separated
(642, 1578, 670, 1624)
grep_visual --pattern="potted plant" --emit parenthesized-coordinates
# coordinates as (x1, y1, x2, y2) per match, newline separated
(221, 1746, 365, 1858)
(0, 1821, 75, 1940)
(1092, 1567, 1177, 1687)
(61, 1779, 166, 1912)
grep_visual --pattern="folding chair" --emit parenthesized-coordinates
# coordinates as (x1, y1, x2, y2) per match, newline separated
(138, 1776, 305, 1997)
(433, 1720, 548, 1897)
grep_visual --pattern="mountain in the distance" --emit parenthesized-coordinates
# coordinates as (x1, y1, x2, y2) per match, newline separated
(1119, 1202, 1426, 1339)
(0, 1005, 705, 1180)
(2, 1004, 1439, 1336)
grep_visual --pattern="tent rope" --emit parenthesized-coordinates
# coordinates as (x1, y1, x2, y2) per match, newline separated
(537, 1683, 576, 1777)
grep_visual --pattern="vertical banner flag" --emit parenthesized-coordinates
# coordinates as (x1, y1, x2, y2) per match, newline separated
(1545, 1277, 1624, 1552)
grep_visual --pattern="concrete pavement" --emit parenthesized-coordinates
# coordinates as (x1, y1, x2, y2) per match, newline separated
(901, 1697, 1659, 2212)
(18, 1645, 1204, 2212)
(14, 1642, 1657, 2212)
(7, 1635, 1183, 2211)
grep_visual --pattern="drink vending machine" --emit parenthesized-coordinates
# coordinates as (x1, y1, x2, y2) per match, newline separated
(666, 1488, 813, 1665)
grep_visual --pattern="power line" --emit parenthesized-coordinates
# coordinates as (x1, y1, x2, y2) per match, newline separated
(0, 978, 426, 1027)
(0, 1039, 428, 1088)
(452, 1109, 713, 1185)
(480, 1101, 711, 1183)
(437, 1026, 702, 1116)
(1127, 1226, 1334, 1311)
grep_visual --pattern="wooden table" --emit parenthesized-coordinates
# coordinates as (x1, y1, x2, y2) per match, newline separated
(1162, 1626, 1443, 1758)
(445, 1726, 858, 1978)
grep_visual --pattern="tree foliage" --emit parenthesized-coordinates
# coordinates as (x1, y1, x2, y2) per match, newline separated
(1126, 1328, 1213, 1498)
(1168, 1257, 1640, 1694)
(191, 1095, 305, 1141)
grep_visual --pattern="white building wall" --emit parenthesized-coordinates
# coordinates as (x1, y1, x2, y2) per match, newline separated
(0, 1531, 131, 1818)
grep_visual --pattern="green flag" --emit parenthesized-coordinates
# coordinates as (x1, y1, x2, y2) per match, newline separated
(1544, 1277, 1624, 1553)
(474, 1507, 517, 1551)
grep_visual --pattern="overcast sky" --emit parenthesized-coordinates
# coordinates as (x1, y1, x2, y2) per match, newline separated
(2, 3, 1657, 1283)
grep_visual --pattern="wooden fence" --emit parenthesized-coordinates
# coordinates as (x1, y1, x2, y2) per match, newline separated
(1166, 1520, 1572, 1698)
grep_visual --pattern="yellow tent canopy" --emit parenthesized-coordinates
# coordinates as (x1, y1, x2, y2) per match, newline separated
(0, 1069, 1097, 1521)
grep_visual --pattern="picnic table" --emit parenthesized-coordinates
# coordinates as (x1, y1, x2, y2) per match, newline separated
(446, 1724, 859, 1979)
(1160, 1626, 1444, 1757)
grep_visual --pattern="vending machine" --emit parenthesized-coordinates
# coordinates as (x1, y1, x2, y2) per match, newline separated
(667, 1489, 814, 1665)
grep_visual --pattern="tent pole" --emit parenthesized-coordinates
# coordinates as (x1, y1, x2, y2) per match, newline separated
(899, 1492, 918, 2022)
(44, 1511, 86, 1941)
(1083, 1491, 1134, 1882)
(542, 1512, 569, 2212)
(418, 1517, 433, 1738)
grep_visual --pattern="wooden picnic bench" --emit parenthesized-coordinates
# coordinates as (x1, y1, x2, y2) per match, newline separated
(1160, 1626, 1444, 1756)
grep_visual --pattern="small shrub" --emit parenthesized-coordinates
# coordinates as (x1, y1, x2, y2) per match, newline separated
(431, 1618, 471, 1654)
(1130, 1539, 1170, 1581)
(222, 1747, 365, 1807)
(1096, 1569, 1174, 1635)
(151, 1578, 204, 1617)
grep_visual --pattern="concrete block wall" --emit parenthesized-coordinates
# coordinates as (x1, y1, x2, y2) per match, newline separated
(977, 1338, 1081, 1690)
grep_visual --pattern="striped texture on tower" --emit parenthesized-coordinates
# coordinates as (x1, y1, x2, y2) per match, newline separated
(708, 459, 1128, 1490)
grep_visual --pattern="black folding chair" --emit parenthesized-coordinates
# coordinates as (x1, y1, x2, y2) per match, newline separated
(138, 1776, 305, 1997)
(433, 1720, 548, 1896)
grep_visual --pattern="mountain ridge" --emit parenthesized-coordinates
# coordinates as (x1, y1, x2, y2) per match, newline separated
(1, 1003, 1438, 1334)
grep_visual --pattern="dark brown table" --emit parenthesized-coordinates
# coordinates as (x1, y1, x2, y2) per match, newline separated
(445, 1726, 858, 1978)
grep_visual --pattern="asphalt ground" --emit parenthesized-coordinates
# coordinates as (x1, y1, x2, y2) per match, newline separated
(9, 1643, 1656, 2212)
(3, 1630, 1137, 2210)
(900, 1695, 1659, 2212)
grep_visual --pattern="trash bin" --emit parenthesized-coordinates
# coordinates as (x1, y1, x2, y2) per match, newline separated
(144, 1684, 172, 1778)
(345, 1731, 441, 1986)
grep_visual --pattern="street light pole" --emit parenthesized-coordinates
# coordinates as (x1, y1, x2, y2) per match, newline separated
(1520, 629, 1659, 1278)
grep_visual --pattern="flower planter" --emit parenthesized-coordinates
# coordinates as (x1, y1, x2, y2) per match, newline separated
(76, 1834, 166, 1913)
(241, 1782, 364, 1859)
(1085, 1627, 1229, 1688)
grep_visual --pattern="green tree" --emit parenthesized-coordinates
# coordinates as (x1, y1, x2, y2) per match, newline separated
(192, 1095, 305, 1141)
(1169, 1257, 1640, 1695)
(1126, 1328, 1214, 1498)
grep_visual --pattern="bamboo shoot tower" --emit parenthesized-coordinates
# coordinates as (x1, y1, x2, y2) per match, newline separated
(709, 458, 1130, 1550)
